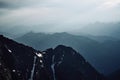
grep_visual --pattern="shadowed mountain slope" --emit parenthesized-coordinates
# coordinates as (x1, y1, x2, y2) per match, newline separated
(0, 35, 106, 80)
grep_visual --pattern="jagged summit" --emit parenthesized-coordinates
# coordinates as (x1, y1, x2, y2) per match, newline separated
(0, 35, 105, 80)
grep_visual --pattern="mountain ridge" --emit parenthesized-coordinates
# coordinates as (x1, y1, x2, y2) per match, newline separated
(0, 35, 106, 80)
(15, 32, 120, 75)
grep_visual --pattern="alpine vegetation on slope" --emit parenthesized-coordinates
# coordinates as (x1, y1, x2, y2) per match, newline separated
(0, 35, 105, 80)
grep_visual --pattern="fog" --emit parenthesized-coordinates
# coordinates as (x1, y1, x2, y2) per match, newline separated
(0, 0, 120, 37)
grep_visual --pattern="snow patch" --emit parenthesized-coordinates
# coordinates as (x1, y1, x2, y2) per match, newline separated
(8, 49, 12, 53)
(41, 64, 44, 68)
(42, 51, 46, 54)
(62, 54, 64, 59)
(51, 55, 56, 80)
(40, 60, 43, 63)
(29, 56, 37, 80)
(35, 52, 43, 58)
(57, 54, 64, 66)
(4, 45, 12, 53)
(12, 69, 16, 72)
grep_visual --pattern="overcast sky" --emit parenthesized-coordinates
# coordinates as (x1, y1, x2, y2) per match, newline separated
(0, 0, 120, 33)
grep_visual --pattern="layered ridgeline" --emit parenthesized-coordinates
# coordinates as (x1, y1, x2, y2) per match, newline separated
(15, 32, 120, 75)
(0, 35, 105, 80)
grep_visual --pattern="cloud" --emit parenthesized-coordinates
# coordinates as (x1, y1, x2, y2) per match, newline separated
(98, 0, 120, 9)
(0, 0, 120, 33)
(0, 0, 44, 9)
(0, 2, 10, 8)
(0, 1, 21, 9)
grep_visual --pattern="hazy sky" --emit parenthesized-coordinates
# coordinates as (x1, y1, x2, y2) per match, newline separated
(0, 0, 120, 33)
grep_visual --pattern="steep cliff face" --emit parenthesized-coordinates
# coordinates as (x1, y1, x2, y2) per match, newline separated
(0, 35, 105, 80)
(42, 45, 105, 80)
(0, 35, 44, 80)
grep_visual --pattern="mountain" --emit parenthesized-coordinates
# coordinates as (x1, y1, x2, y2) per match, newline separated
(0, 35, 42, 80)
(0, 31, 24, 39)
(15, 32, 99, 50)
(0, 31, 15, 38)
(79, 22, 120, 39)
(85, 35, 120, 43)
(108, 69, 120, 80)
(0, 35, 106, 80)
(15, 32, 120, 75)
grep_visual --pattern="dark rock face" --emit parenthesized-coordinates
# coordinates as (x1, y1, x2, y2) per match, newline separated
(0, 35, 105, 80)
(108, 69, 120, 80)
(15, 32, 120, 75)
(0, 35, 42, 80)
(43, 45, 105, 80)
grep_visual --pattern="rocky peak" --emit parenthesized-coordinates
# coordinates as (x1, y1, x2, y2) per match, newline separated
(0, 35, 106, 80)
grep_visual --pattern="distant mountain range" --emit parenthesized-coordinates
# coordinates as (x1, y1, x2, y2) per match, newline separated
(15, 32, 120, 75)
(1, 22, 120, 39)
(0, 35, 106, 80)
(77, 22, 120, 39)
